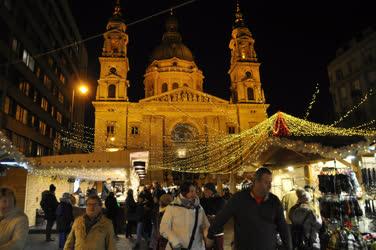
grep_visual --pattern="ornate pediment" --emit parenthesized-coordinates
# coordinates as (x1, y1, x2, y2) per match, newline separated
(139, 87, 229, 104)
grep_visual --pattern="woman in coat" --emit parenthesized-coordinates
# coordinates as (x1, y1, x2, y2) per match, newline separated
(0, 187, 29, 250)
(56, 192, 74, 249)
(160, 181, 210, 250)
(289, 189, 322, 250)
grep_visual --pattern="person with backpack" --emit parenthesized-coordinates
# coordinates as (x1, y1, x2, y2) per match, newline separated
(289, 188, 322, 250)
(160, 181, 210, 250)
(40, 184, 59, 242)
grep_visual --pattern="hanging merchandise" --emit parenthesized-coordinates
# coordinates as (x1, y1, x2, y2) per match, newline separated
(318, 165, 367, 250)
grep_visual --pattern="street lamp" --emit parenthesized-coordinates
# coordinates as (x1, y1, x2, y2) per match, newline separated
(71, 83, 89, 124)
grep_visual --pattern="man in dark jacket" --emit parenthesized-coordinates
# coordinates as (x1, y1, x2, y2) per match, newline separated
(200, 182, 225, 250)
(207, 167, 292, 250)
(56, 192, 74, 249)
(105, 192, 119, 238)
(40, 184, 59, 242)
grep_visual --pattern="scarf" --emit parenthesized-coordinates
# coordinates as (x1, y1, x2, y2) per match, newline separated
(178, 194, 199, 209)
(84, 214, 102, 234)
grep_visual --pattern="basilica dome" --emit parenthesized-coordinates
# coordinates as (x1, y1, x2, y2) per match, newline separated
(150, 14, 194, 62)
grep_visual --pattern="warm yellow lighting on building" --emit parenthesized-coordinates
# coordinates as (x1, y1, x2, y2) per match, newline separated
(110, 136, 115, 142)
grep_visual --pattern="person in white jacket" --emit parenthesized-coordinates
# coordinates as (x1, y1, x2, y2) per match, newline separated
(160, 181, 210, 250)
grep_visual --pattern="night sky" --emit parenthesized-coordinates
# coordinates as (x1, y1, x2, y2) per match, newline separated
(70, 0, 375, 127)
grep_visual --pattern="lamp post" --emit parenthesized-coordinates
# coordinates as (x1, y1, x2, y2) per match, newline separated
(71, 84, 89, 125)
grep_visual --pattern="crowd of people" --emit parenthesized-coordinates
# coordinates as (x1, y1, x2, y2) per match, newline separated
(0, 167, 329, 250)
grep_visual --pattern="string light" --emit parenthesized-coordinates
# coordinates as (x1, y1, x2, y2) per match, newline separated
(331, 88, 374, 127)
(304, 82, 320, 120)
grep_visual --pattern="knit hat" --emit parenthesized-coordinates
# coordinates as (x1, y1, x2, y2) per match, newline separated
(60, 192, 71, 203)
(203, 183, 217, 194)
(295, 188, 310, 202)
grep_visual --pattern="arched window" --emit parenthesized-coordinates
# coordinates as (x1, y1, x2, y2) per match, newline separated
(172, 82, 179, 89)
(108, 84, 116, 98)
(247, 87, 254, 100)
(245, 71, 252, 79)
(162, 83, 168, 93)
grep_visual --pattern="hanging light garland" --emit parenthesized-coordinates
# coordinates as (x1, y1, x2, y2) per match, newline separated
(304, 82, 320, 120)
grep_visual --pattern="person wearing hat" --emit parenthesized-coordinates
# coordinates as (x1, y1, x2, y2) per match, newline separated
(56, 192, 74, 249)
(289, 189, 322, 250)
(200, 183, 225, 250)
(40, 184, 59, 242)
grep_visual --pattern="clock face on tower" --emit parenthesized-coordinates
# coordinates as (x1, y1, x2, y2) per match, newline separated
(110, 67, 117, 74)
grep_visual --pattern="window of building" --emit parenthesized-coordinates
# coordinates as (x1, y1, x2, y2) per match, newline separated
(340, 87, 347, 99)
(41, 98, 48, 111)
(22, 49, 35, 71)
(247, 87, 255, 100)
(162, 83, 168, 93)
(59, 73, 65, 85)
(15, 105, 28, 125)
(56, 112, 62, 124)
(19, 81, 30, 96)
(245, 71, 252, 79)
(228, 126, 236, 134)
(3, 96, 10, 114)
(335, 69, 343, 81)
(11, 38, 18, 52)
(36, 144, 44, 156)
(353, 80, 361, 90)
(43, 75, 51, 89)
(131, 126, 139, 135)
(183, 83, 189, 87)
(108, 84, 116, 98)
(39, 121, 47, 135)
(58, 92, 64, 104)
(106, 122, 115, 136)
(172, 82, 179, 89)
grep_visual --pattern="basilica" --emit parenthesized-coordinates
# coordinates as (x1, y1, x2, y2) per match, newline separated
(92, 2, 269, 181)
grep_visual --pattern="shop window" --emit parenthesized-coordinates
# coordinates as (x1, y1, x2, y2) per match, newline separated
(131, 126, 139, 135)
(162, 83, 168, 93)
(247, 87, 254, 100)
(108, 84, 116, 98)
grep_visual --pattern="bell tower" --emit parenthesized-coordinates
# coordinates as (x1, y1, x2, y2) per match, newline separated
(93, 0, 129, 152)
(229, 2, 265, 104)
(95, 0, 129, 101)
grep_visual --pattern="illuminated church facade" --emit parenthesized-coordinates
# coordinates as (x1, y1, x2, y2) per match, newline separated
(92, 3, 269, 180)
